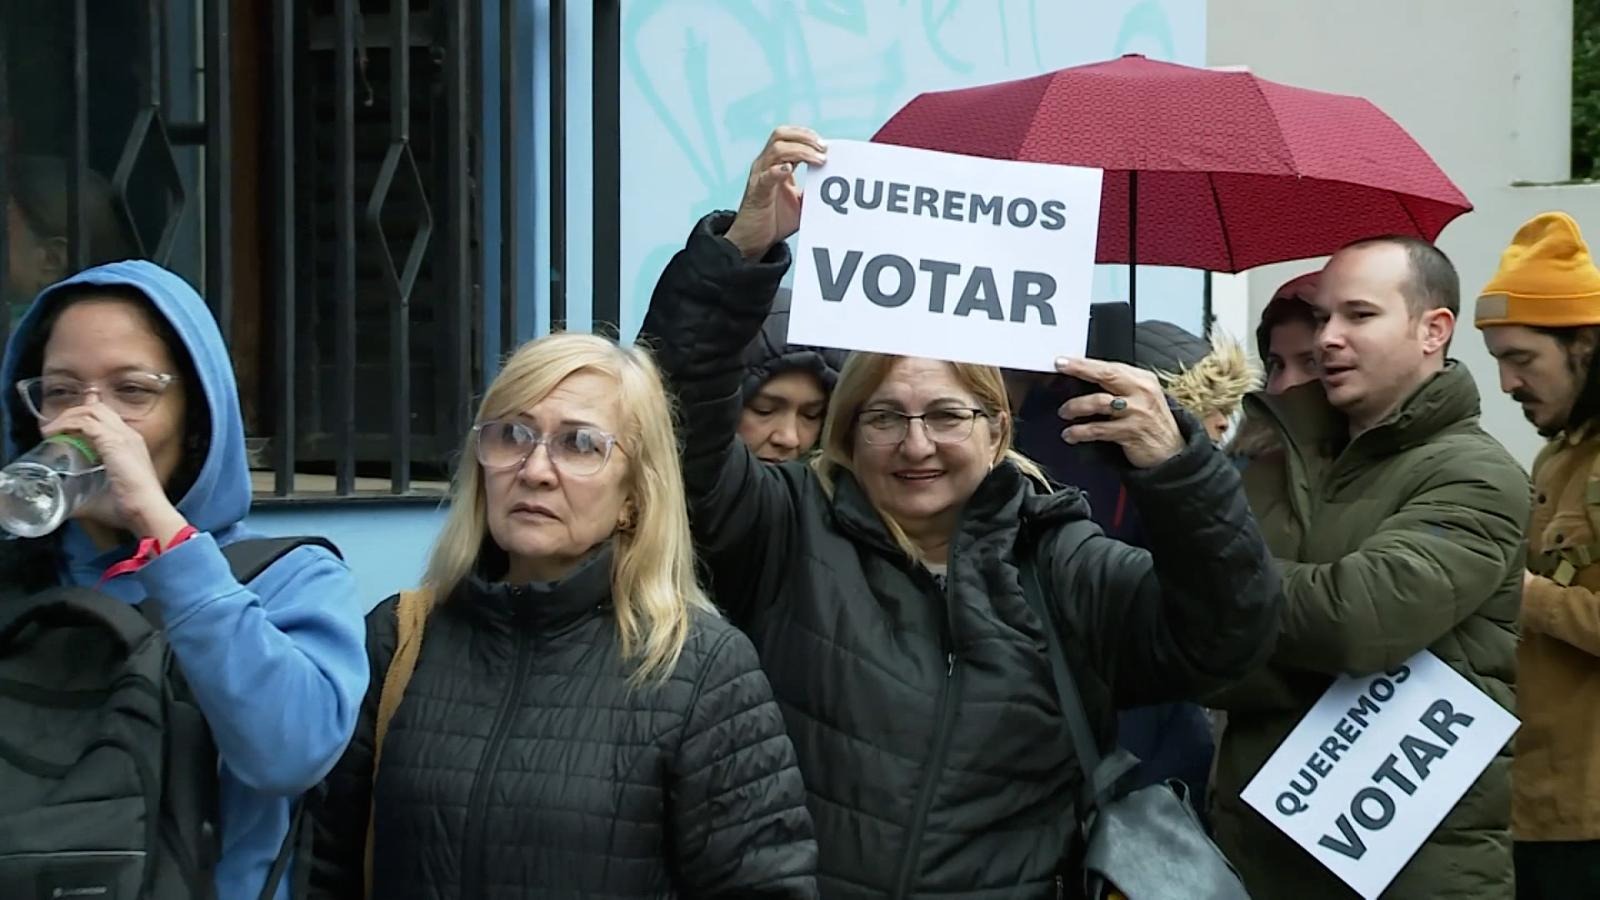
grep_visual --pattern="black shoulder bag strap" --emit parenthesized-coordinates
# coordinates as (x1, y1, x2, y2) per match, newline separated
(257, 793, 316, 900)
(1017, 552, 1133, 816)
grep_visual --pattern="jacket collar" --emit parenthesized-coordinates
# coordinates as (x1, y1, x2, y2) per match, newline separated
(463, 542, 614, 634)
(1244, 361, 1480, 469)
(828, 459, 1088, 561)
(827, 459, 1090, 651)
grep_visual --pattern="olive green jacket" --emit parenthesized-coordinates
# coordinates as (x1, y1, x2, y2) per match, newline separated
(1211, 364, 1527, 900)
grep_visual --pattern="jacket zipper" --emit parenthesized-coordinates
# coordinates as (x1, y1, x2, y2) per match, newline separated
(460, 630, 532, 897)
(889, 648, 962, 899)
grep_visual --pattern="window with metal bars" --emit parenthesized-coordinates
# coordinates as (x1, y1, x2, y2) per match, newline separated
(0, 0, 479, 502)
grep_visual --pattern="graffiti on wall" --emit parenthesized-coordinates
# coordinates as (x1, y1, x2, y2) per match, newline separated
(620, 0, 1206, 337)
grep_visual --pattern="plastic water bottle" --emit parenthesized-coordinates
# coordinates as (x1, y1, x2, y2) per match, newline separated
(0, 435, 108, 538)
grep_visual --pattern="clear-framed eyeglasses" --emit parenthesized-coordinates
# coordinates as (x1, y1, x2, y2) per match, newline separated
(15, 372, 178, 423)
(473, 419, 620, 476)
(857, 407, 988, 446)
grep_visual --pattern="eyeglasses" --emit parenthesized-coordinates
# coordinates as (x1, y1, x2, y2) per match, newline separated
(16, 372, 177, 423)
(473, 419, 619, 476)
(857, 407, 988, 446)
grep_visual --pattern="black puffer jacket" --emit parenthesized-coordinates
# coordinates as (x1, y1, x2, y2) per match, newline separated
(639, 213, 1283, 899)
(308, 547, 819, 899)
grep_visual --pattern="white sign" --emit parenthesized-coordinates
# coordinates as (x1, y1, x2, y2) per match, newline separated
(1241, 651, 1519, 899)
(788, 139, 1103, 372)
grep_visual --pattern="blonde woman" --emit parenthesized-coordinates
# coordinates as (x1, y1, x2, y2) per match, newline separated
(308, 334, 818, 898)
(640, 128, 1282, 898)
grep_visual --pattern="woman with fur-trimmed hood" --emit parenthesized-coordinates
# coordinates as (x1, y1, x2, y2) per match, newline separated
(1010, 319, 1260, 814)
(1135, 320, 1259, 447)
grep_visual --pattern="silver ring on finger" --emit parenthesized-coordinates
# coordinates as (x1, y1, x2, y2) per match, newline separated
(1108, 396, 1129, 414)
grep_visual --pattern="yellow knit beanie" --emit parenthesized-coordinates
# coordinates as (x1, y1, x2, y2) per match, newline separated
(1475, 212, 1600, 328)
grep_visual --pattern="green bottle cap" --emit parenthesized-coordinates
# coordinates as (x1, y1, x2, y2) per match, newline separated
(43, 433, 100, 465)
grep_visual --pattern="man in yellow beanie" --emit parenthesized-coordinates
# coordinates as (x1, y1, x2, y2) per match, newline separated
(1477, 211, 1600, 899)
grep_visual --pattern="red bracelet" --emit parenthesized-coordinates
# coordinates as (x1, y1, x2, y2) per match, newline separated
(163, 525, 199, 552)
(98, 525, 201, 585)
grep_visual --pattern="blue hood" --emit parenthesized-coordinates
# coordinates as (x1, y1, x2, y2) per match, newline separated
(1, 260, 251, 536)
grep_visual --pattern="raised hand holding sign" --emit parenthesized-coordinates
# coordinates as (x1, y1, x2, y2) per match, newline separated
(724, 126, 827, 261)
(1054, 357, 1185, 469)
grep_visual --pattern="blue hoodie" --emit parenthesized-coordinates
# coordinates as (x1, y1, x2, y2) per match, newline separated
(1, 261, 368, 900)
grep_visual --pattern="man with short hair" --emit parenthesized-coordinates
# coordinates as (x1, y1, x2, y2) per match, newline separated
(1257, 271, 1322, 394)
(1477, 211, 1600, 899)
(1212, 235, 1527, 899)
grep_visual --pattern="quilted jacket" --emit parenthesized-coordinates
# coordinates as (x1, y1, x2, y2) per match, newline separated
(637, 212, 1283, 899)
(307, 545, 818, 899)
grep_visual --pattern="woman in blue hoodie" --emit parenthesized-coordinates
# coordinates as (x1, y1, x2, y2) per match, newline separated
(0, 261, 368, 899)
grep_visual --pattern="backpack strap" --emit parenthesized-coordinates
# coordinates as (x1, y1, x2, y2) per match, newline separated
(256, 793, 314, 900)
(1581, 449, 1600, 532)
(221, 536, 342, 585)
(1560, 450, 1600, 584)
(216, 536, 338, 899)
(362, 587, 435, 898)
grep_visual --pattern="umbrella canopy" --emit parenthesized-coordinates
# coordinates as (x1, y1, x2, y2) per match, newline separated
(872, 54, 1472, 273)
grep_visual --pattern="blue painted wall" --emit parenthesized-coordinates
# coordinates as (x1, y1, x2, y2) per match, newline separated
(617, 0, 1209, 340)
(248, 504, 446, 608)
(253, 0, 1208, 607)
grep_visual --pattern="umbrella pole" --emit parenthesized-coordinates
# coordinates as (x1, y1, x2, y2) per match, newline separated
(1127, 170, 1138, 356)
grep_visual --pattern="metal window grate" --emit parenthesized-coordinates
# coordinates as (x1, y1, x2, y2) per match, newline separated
(0, 0, 622, 503)
(284, 0, 463, 501)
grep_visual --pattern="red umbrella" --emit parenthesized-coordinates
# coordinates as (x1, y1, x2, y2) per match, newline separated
(872, 54, 1471, 317)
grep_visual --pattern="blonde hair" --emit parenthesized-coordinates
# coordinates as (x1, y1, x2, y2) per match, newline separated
(423, 332, 713, 684)
(810, 352, 1046, 561)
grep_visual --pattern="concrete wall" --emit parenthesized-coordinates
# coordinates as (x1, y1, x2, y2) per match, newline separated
(1209, 0, 1600, 468)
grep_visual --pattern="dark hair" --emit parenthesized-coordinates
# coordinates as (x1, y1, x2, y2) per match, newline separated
(1540, 325, 1600, 436)
(1340, 235, 1460, 318)
(10, 283, 209, 503)
(8, 156, 138, 265)
(1255, 295, 1319, 362)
